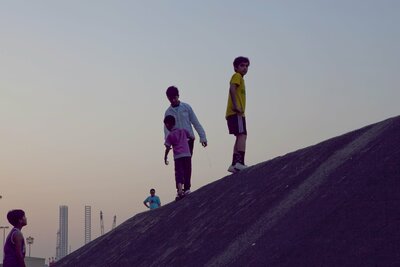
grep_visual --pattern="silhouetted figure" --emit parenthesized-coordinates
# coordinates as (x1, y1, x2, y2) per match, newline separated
(164, 86, 207, 193)
(164, 115, 192, 200)
(226, 57, 251, 173)
(3, 209, 27, 267)
(143, 189, 161, 210)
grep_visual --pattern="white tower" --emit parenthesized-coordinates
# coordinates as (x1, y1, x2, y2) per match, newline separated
(84, 206, 91, 244)
(57, 205, 68, 259)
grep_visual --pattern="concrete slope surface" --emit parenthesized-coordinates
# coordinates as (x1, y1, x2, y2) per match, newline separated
(55, 116, 400, 267)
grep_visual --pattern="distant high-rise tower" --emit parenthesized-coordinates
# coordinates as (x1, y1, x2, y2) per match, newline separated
(100, 211, 104, 236)
(56, 205, 68, 260)
(84, 206, 91, 244)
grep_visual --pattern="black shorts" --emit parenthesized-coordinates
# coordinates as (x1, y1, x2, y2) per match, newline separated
(227, 114, 247, 135)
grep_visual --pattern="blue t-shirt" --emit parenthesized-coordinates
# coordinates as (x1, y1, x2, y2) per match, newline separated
(144, 195, 161, 209)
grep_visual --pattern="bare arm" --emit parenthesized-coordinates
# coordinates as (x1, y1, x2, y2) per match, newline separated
(229, 83, 242, 114)
(164, 145, 171, 165)
(143, 199, 150, 209)
(13, 232, 26, 267)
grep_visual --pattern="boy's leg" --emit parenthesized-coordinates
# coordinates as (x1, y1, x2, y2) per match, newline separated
(175, 182, 184, 201)
(227, 114, 247, 172)
(177, 183, 183, 194)
(227, 115, 238, 167)
(235, 134, 247, 164)
(231, 140, 240, 166)
(174, 158, 185, 194)
(183, 157, 192, 193)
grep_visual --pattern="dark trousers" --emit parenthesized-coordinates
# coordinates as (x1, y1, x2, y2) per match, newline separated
(188, 138, 194, 156)
(174, 156, 192, 191)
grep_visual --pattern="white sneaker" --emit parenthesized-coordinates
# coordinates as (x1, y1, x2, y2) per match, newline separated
(234, 162, 248, 171)
(184, 190, 191, 195)
(228, 164, 237, 173)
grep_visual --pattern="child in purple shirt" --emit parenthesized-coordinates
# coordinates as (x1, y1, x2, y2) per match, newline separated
(164, 115, 192, 200)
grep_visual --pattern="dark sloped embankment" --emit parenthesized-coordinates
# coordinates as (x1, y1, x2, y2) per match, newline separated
(55, 116, 400, 267)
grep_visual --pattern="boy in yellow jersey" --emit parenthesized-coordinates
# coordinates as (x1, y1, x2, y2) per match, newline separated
(226, 56, 250, 173)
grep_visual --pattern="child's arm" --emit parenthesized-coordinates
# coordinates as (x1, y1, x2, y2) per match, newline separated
(143, 198, 150, 209)
(187, 105, 207, 146)
(13, 231, 26, 267)
(164, 145, 171, 165)
(229, 83, 242, 114)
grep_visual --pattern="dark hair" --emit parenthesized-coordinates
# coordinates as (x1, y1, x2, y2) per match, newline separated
(150, 188, 155, 193)
(166, 86, 179, 98)
(7, 209, 25, 227)
(163, 115, 176, 126)
(233, 56, 250, 68)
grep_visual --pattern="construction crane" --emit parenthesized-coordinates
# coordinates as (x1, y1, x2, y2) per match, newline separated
(100, 211, 104, 236)
(112, 215, 116, 230)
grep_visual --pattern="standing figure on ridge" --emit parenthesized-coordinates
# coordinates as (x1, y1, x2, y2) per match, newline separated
(226, 56, 250, 173)
(143, 188, 161, 210)
(164, 86, 207, 194)
(164, 115, 192, 201)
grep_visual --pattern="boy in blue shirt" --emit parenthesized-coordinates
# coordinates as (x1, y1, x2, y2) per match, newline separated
(164, 86, 207, 152)
(164, 86, 207, 193)
(143, 189, 161, 210)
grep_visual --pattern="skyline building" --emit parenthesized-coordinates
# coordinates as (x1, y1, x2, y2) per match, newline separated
(56, 205, 68, 260)
(85, 205, 91, 244)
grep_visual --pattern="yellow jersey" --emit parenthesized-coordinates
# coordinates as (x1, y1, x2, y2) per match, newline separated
(226, 72, 246, 118)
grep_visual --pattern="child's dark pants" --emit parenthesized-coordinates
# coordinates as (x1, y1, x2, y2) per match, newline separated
(174, 156, 192, 191)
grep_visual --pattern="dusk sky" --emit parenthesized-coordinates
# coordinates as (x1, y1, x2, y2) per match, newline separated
(1, 0, 399, 261)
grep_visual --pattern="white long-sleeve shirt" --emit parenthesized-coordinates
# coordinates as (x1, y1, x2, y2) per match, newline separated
(164, 102, 207, 143)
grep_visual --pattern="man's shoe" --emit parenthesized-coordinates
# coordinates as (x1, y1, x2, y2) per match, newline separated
(234, 162, 248, 171)
(228, 164, 238, 173)
(184, 190, 191, 195)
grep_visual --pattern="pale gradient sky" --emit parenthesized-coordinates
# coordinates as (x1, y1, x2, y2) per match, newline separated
(1, 0, 399, 261)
